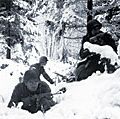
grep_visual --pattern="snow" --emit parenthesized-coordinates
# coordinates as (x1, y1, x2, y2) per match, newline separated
(0, 56, 120, 119)
(84, 42, 120, 65)
(0, 0, 120, 118)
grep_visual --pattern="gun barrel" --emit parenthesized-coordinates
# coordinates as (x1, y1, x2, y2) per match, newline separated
(54, 72, 68, 79)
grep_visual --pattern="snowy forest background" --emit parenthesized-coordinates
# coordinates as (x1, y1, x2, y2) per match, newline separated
(0, 0, 120, 119)
(0, 0, 120, 64)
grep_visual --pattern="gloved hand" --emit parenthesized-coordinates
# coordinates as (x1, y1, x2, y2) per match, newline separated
(42, 93, 53, 99)
(35, 93, 53, 109)
(37, 93, 53, 101)
(21, 96, 36, 106)
(84, 48, 90, 53)
(82, 48, 91, 58)
(50, 80, 55, 84)
(45, 93, 53, 99)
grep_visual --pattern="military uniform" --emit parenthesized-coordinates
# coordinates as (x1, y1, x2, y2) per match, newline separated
(75, 19, 117, 81)
(8, 81, 55, 113)
(8, 70, 55, 113)
(30, 63, 54, 84)
(80, 19, 117, 59)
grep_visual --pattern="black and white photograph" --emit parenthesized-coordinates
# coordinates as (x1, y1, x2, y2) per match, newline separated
(0, 0, 120, 119)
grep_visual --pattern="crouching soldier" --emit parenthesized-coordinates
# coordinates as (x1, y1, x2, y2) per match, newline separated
(30, 56, 54, 84)
(74, 53, 105, 81)
(8, 70, 55, 113)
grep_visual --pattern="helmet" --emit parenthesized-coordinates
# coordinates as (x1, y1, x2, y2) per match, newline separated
(87, 19, 102, 32)
(39, 56, 48, 63)
(23, 70, 39, 83)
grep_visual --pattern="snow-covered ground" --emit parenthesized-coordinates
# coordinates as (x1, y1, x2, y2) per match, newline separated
(0, 58, 120, 119)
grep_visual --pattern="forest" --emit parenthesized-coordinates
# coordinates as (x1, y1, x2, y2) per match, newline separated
(0, 0, 120, 119)
(0, 0, 120, 64)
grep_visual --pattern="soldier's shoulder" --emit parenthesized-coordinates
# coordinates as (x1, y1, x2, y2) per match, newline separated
(14, 83, 25, 92)
(31, 63, 39, 67)
(30, 63, 39, 69)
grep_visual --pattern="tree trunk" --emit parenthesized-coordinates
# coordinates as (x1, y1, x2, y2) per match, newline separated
(6, 0, 12, 59)
(87, 0, 93, 22)
(6, 38, 11, 59)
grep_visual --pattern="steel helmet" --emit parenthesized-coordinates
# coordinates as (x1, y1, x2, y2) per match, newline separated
(39, 56, 48, 63)
(87, 19, 102, 32)
(23, 70, 39, 83)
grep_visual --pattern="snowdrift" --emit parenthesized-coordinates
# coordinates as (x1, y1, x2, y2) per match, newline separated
(0, 58, 120, 119)
(84, 42, 119, 65)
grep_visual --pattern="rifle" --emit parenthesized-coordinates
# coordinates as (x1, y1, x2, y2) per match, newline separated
(21, 87, 66, 104)
(54, 72, 76, 82)
(54, 72, 69, 81)
(54, 87, 66, 94)
(21, 87, 66, 113)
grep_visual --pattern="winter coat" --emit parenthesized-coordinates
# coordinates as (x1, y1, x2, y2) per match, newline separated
(80, 19, 117, 59)
(80, 32, 117, 59)
(30, 63, 54, 84)
(77, 20, 117, 80)
(74, 53, 105, 81)
(75, 19, 117, 81)
(8, 81, 55, 113)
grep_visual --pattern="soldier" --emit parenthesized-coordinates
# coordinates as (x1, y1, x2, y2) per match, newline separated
(79, 19, 117, 59)
(75, 19, 117, 81)
(30, 56, 54, 84)
(8, 70, 55, 113)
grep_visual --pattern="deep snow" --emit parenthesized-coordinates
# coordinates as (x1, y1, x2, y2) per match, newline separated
(0, 57, 120, 119)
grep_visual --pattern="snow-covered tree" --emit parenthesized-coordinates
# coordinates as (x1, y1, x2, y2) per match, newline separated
(0, 0, 119, 64)
(93, 0, 120, 40)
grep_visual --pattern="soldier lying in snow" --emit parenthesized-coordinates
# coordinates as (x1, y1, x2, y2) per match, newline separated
(8, 70, 55, 113)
